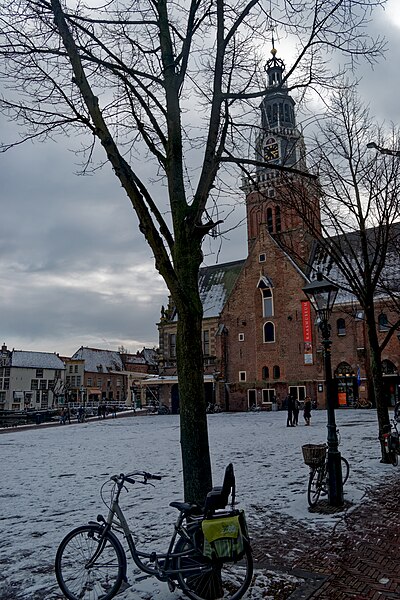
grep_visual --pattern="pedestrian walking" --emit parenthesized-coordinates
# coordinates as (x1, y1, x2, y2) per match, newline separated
(111, 404, 117, 418)
(293, 398, 299, 426)
(303, 396, 312, 425)
(286, 394, 294, 427)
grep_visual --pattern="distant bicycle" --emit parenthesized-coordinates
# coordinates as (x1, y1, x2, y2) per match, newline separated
(383, 419, 400, 466)
(247, 404, 261, 413)
(206, 403, 222, 414)
(302, 432, 350, 507)
(354, 398, 372, 409)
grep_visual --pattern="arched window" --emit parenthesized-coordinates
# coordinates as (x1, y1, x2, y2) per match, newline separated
(334, 362, 354, 377)
(266, 207, 273, 233)
(337, 318, 346, 336)
(273, 365, 280, 379)
(258, 277, 274, 318)
(378, 313, 389, 332)
(262, 366, 269, 380)
(261, 288, 273, 317)
(264, 321, 275, 343)
(275, 206, 281, 232)
(382, 360, 397, 375)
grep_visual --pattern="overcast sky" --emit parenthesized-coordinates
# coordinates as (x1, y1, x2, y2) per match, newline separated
(1, 0, 399, 358)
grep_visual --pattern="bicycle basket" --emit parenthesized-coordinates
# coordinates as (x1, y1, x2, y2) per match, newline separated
(302, 444, 326, 466)
(201, 511, 246, 562)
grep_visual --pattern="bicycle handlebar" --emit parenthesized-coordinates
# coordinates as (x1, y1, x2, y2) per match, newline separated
(111, 471, 162, 485)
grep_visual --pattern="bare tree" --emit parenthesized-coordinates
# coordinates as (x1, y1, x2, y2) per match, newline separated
(276, 87, 400, 461)
(0, 0, 386, 501)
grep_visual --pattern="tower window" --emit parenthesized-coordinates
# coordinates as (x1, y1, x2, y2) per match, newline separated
(275, 206, 281, 232)
(273, 365, 280, 379)
(263, 322, 275, 343)
(267, 207, 273, 233)
(262, 366, 269, 380)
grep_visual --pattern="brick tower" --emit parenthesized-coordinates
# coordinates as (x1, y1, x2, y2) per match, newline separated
(243, 45, 321, 267)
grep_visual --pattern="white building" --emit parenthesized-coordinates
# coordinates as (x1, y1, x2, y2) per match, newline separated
(0, 344, 65, 411)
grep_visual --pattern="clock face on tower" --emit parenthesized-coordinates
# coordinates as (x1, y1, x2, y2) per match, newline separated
(264, 137, 280, 161)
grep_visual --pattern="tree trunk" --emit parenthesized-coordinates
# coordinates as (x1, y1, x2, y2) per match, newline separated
(365, 307, 391, 462)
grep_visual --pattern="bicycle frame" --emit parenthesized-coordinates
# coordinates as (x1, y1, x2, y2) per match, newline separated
(91, 476, 206, 584)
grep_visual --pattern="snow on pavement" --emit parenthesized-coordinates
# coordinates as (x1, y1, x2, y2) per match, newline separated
(0, 409, 393, 599)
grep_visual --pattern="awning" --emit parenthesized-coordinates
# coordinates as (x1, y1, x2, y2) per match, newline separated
(140, 374, 215, 386)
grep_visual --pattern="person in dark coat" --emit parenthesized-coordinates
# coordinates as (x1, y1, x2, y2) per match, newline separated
(303, 396, 312, 425)
(286, 395, 295, 427)
(293, 398, 300, 426)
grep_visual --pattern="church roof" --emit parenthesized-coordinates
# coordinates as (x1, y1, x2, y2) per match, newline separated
(309, 223, 400, 304)
(199, 260, 245, 317)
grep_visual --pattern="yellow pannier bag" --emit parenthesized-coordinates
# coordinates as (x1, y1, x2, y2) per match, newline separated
(201, 514, 245, 562)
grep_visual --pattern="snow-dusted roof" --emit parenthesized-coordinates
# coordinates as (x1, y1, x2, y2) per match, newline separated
(72, 347, 124, 373)
(11, 351, 65, 370)
(199, 260, 244, 317)
(309, 224, 400, 305)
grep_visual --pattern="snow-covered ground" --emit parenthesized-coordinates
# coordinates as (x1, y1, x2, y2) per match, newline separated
(0, 409, 393, 599)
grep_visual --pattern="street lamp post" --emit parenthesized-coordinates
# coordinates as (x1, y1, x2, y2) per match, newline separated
(303, 272, 344, 507)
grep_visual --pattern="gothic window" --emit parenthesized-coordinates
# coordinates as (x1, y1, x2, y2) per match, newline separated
(262, 366, 269, 380)
(284, 104, 290, 122)
(275, 206, 281, 232)
(337, 318, 346, 336)
(263, 321, 275, 343)
(273, 365, 280, 379)
(261, 288, 273, 317)
(334, 362, 354, 377)
(267, 207, 273, 233)
(378, 313, 389, 332)
(382, 360, 397, 375)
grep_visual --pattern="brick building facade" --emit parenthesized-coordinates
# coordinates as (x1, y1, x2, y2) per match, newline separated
(157, 48, 400, 413)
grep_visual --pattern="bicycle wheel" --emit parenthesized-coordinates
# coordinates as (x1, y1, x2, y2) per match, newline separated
(341, 456, 350, 485)
(307, 466, 324, 507)
(55, 524, 126, 600)
(175, 538, 253, 600)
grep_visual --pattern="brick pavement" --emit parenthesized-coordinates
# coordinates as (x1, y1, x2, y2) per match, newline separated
(253, 475, 400, 600)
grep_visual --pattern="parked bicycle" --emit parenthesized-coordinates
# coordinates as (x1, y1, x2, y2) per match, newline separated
(383, 419, 400, 466)
(302, 434, 350, 507)
(55, 464, 253, 600)
(354, 397, 372, 409)
(206, 402, 222, 414)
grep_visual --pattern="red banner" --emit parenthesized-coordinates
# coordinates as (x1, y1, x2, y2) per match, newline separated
(302, 301, 312, 343)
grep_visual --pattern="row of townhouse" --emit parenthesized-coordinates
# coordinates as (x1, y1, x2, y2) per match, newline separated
(0, 343, 158, 412)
